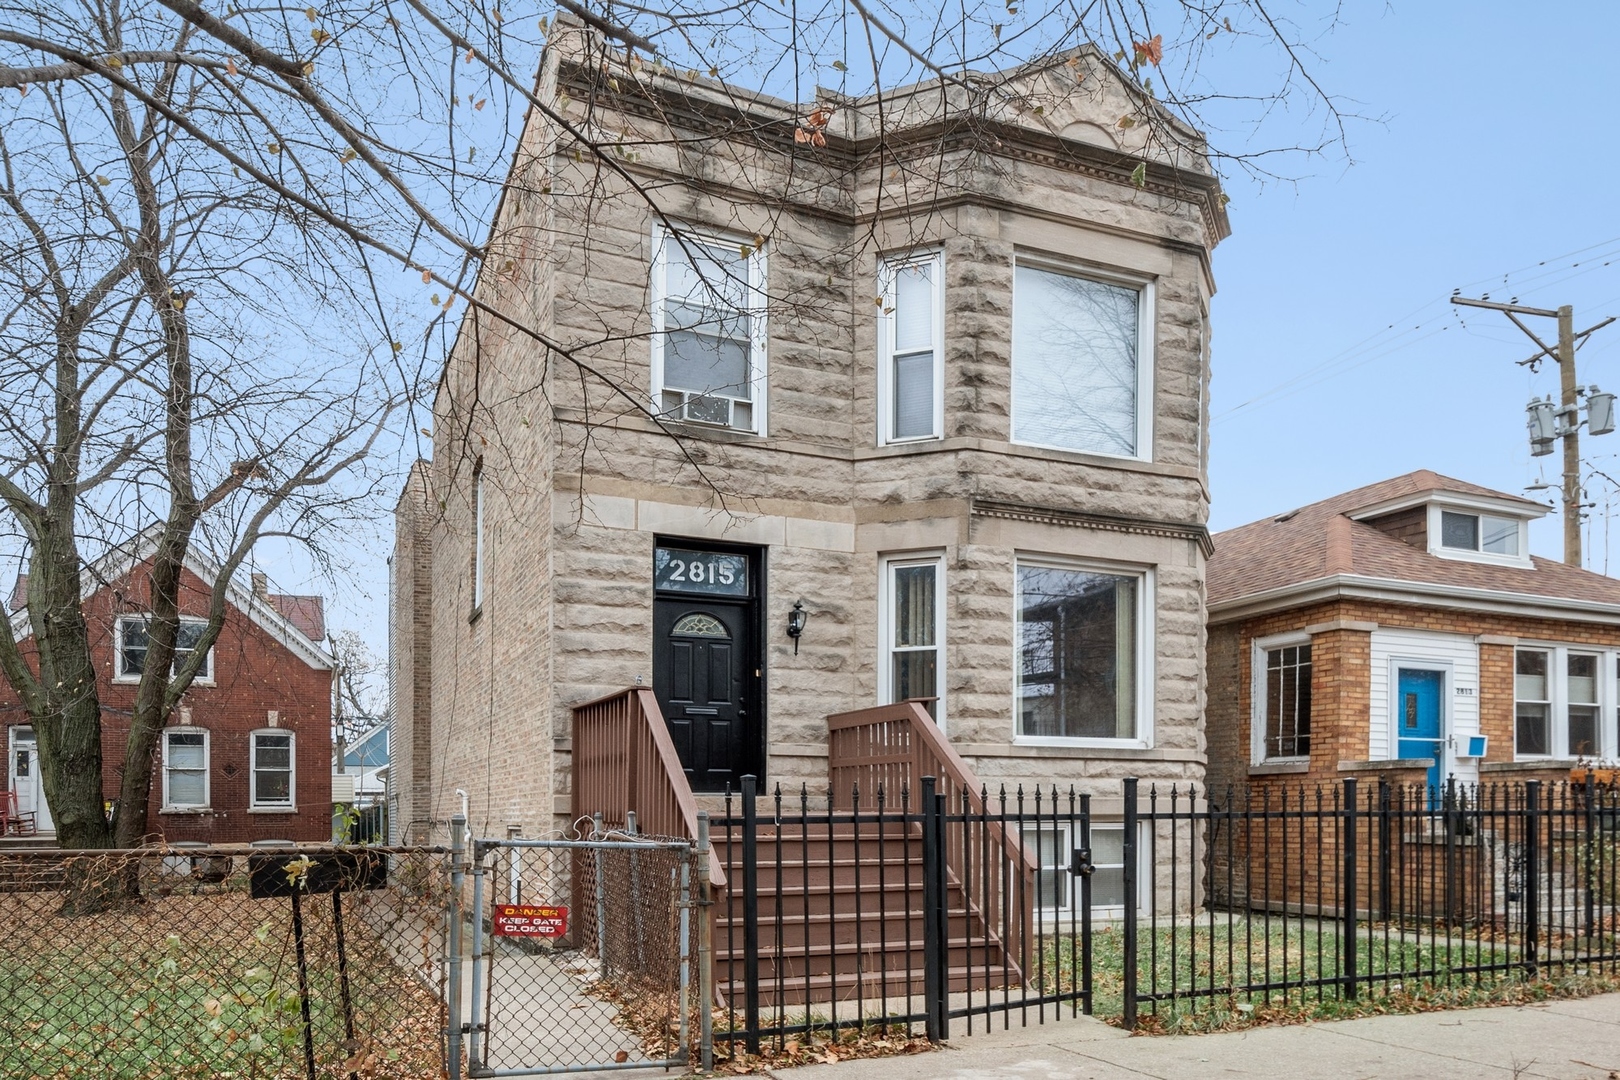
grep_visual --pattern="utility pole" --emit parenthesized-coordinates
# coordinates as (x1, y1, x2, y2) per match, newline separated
(1450, 296, 1616, 567)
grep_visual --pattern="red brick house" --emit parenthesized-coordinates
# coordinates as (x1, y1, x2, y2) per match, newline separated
(1206, 471, 1620, 799)
(3, 544, 334, 844)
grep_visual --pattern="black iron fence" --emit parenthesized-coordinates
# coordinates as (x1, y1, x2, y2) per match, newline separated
(0, 844, 451, 1079)
(1124, 776, 1620, 1030)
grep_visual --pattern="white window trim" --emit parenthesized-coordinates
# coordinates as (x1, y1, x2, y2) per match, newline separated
(161, 726, 211, 812)
(1426, 503, 1532, 568)
(472, 470, 486, 613)
(1512, 643, 1616, 760)
(1011, 554, 1155, 750)
(1250, 630, 1312, 766)
(114, 615, 216, 686)
(1009, 252, 1156, 463)
(878, 551, 947, 732)
(649, 223, 769, 435)
(249, 728, 297, 812)
(876, 250, 945, 446)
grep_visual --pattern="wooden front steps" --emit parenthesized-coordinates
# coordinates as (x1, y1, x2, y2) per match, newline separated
(711, 822, 1021, 1006)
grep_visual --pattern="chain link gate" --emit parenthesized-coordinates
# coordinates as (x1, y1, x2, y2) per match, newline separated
(447, 825, 702, 1078)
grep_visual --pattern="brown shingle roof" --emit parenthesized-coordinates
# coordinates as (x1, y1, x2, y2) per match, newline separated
(1208, 470, 1620, 612)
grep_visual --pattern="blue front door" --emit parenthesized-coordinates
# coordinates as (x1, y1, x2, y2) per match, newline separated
(1396, 668, 1445, 793)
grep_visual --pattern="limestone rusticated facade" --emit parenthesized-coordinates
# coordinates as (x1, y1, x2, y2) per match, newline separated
(393, 23, 1228, 840)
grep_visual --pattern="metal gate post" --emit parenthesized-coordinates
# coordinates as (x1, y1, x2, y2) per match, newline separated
(920, 776, 943, 1042)
(1079, 792, 1093, 1016)
(696, 811, 715, 1073)
(468, 844, 486, 1071)
(1121, 778, 1138, 1031)
(448, 813, 466, 1080)
(1524, 780, 1541, 978)
(741, 775, 761, 1055)
(1342, 778, 1359, 1001)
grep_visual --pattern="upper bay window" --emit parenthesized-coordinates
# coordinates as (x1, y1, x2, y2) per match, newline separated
(877, 252, 943, 444)
(1012, 260, 1153, 459)
(651, 225, 766, 433)
(117, 616, 213, 682)
(1015, 559, 1150, 745)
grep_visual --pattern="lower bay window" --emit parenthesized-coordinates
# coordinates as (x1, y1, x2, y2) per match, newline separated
(1514, 646, 1613, 759)
(1015, 558, 1150, 745)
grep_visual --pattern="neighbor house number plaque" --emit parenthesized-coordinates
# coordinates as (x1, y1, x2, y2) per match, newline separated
(654, 547, 749, 596)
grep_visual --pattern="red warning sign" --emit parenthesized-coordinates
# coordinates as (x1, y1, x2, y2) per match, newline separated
(492, 903, 568, 938)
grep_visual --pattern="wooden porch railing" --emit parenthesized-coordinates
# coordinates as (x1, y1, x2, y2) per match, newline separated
(827, 701, 1039, 969)
(572, 687, 726, 893)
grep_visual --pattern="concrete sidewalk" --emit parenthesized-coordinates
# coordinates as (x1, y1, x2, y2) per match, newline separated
(762, 995, 1620, 1080)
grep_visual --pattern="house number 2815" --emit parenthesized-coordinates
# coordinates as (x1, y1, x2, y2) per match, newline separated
(654, 547, 749, 597)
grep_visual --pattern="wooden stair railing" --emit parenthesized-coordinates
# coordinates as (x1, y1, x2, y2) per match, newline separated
(827, 701, 1040, 973)
(571, 687, 727, 898)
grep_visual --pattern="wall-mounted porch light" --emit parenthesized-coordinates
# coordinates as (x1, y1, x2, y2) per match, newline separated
(786, 599, 807, 655)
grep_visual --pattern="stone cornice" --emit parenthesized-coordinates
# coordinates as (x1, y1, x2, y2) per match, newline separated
(970, 498, 1213, 556)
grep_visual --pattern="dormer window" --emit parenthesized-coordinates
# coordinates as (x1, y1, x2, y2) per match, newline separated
(1439, 511, 1520, 557)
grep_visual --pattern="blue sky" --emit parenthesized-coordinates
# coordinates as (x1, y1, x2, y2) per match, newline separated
(1207, 2, 1620, 574)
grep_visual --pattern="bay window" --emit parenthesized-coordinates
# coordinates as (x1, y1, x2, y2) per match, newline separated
(1015, 559, 1148, 743)
(651, 226, 766, 432)
(877, 252, 943, 444)
(881, 554, 944, 725)
(1515, 646, 1612, 758)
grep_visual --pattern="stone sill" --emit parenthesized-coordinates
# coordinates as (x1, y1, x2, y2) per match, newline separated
(1481, 759, 1577, 774)
(1248, 760, 1309, 776)
(1337, 759, 1432, 772)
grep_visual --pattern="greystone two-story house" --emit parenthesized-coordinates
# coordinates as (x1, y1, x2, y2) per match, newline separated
(390, 21, 1228, 920)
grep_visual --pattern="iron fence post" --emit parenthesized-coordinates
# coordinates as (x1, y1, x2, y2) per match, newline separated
(742, 774, 761, 1055)
(1377, 778, 1392, 920)
(1524, 780, 1541, 978)
(934, 786, 950, 1042)
(920, 775, 944, 1042)
(1080, 791, 1093, 1016)
(593, 812, 610, 978)
(1121, 777, 1138, 1031)
(448, 812, 466, 1080)
(1342, 778, 1358, 1001)
(696, 811, 715, 1073)
(1583, 772, 1596, 941)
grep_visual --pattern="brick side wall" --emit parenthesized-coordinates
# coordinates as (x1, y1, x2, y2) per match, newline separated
(1361, 506, 1427, 549)
(2, 560, 333, 844)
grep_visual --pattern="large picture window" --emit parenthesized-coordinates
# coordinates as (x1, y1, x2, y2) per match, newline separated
(162, 727, 210, 810)
(881, 555, 944, 724)
(118, 617, 213, 682)
(1012, 261, 1151, 458)
(1015, 560, 1145, 742)
(651, 226, 766, 433)
(878, 253, 943, 444)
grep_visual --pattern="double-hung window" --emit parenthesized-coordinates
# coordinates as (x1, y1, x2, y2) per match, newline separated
(651, 226, 766, 433)
(881, 555, 944, 724)
(162, 728, 210, 810)
(1515, 647, 1608, 758)
(1253, 637, 1312, 762)
(877, 253, 943, 443)
(1012, 259, 1152, 459)
(251, 730, 295, 809)
(118, 617, 213, 682)
(1015, 559, 1149, 744)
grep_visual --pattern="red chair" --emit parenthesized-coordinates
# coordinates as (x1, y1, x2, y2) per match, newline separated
(2, 789, 36, 836)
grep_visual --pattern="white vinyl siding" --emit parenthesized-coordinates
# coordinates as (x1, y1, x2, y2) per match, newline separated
(650, 225, 767, 433)
(1368, 629, 1478, 780)
(877, 252, 943, 444)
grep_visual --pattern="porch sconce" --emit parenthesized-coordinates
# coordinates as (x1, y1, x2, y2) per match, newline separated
(786, 600, 807, 655)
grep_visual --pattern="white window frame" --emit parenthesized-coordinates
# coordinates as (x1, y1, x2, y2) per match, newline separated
(649, 223, 768, 434)
(1250, 631, 1313, 765)
(1021, 820, 1148, 920)
(472, 469, 486, 613)
(876, 251, 945, 445)
(115, 616, 215, 685)
(161, 726, 211, 811)
(878, 552, 947, 731)
(1012, 555, 1154, 750)
(1514, 644, 1616, 760)
(1426, 502, 1531, 568)
(249, 729, 297, 811)
(1010, 253, 1156, 462)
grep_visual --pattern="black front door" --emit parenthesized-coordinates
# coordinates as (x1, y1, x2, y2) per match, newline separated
(652, 543, 761, 792)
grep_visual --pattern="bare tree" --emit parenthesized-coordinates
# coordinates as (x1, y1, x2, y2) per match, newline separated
(0, 0, 1353, 852)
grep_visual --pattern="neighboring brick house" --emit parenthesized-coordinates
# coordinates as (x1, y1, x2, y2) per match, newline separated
(1206, 470, 1620, 802)
(392, 15, 1228, 918)
(4, 543, 334, 844)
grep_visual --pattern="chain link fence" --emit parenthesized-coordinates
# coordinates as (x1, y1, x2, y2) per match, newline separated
(0, 845, 451, 1079)
(466, 836, 698, 1076)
